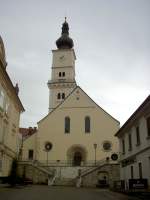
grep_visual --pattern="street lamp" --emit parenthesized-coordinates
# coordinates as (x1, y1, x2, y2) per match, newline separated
(57, 160, 61, 178)
(93, 143, 97, 166)
(44, 142, 53, 166)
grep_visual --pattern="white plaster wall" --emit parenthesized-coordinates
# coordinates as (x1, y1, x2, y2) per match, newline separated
(120, 149, 150, 186)
(51, 67, 75, 81)
(22, 133, 37, 160)
(52, 49, 75, 69)
(37, 87, 119, 162)
(49, 87, 75, 111)
(0, 81, 22, 176)
(119, 116, 150, 161)
(48, 49, 76, 111)
(119, 113, 150, 188)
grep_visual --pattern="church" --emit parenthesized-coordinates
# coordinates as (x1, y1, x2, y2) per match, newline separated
(21, 19, 120, 186)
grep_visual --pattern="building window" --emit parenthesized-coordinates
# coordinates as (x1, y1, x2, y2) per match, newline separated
(85, 116, 90, 133)
(122, 139, 125, 154)
(62, 93, 65, 99)
(28, 149, 34, 160)
(146, 116, 150, 137)
(128, 133, 132, 151)
(65, 117, 70, 133)
(5, 102, 9, 115)
(102, 141, 112, 151)
(57, 93, 61, 99)
(0, 160, 2, 172)
(138, 162, 143, 179)
(131, 166, 134, 179)
(0, 90, 4, 110)
(62, 72, 65, 77)
(59, 72, 61, 77)
(136, 126, 140, 145)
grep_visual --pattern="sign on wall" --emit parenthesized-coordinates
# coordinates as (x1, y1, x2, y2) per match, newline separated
(129, 179, 148, 190)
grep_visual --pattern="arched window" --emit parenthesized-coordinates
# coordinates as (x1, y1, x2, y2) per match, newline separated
(57, 93, 61, 99)
(65, 117, 70, 133)
(59, 72, 61, 77)
(62, 72, 65, 77)
(62, 93, 65, 99)
(85, 116, 90, 133)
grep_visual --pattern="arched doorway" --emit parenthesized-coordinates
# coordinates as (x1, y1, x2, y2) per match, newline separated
(97, 171, 109, 187)
(73, 151, 82, 166)
(67, 144, 87, 166)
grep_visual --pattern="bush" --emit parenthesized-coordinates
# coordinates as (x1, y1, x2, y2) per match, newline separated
(8, 158, 19, 187)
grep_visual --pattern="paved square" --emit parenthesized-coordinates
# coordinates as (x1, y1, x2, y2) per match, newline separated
(0, 185, 139, 200)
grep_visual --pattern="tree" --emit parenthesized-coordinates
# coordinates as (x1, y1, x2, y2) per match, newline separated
(8, 158, 18, 187)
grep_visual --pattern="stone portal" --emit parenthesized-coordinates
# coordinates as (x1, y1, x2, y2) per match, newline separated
(67, 144, 87, 166)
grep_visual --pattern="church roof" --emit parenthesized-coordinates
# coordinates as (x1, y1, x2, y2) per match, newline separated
(38, 86, 119, 124)
(56, 18, 74, 49)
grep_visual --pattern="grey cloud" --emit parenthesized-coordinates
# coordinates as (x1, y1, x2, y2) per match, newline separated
(0, 0, 150, 127)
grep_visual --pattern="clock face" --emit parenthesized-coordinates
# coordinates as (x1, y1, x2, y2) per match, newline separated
(59, 55, 65, 61)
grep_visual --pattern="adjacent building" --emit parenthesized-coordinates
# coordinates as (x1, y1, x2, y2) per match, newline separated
(19, 127, 37, 161)
(115, 95, 150, 190)
(0, 36, 24, 177)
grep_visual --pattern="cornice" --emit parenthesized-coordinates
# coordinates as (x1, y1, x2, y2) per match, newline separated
(48, 83, 76, 89)
(0, 65, 25, 112)
(115, 95, 150, 137)
(52, 66, 74, 69)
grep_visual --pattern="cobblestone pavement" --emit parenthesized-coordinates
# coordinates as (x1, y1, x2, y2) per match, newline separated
(0, 185, 140, 200)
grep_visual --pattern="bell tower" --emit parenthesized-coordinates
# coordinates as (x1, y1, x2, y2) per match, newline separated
(48, 19, 77, 112)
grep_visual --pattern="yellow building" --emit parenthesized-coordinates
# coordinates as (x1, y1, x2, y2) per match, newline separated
(0, 36, 24, 177)
(21, 20, 120, 186)
(22, 20, 119, 164)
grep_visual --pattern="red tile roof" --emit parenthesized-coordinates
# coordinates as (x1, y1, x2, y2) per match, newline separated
(19, 127, 37, 139)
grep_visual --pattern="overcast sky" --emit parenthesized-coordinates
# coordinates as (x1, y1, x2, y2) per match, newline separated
(0, 0, 150, 128)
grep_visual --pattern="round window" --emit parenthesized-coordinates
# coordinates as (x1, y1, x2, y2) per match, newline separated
(45, 142, 53, 152)
(102, 141, 112, 151)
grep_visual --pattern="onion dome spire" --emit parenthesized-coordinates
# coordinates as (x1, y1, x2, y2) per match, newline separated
(56, 18, 74, 49)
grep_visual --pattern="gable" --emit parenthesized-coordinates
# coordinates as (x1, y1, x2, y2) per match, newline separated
(59, 87, 97, 109)
(38, 86, 119, 125)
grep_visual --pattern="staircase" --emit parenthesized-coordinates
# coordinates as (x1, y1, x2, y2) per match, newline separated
(51, 159, 109, 186)
(74, 158, 109, 187)
(18, 161, 55, 184)
(80, 158, 107, 177)
(53, 177, 76, 186)
(18, 158, 111, 186)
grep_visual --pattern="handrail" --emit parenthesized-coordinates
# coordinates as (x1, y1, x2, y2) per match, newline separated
(18, 160, 54, 176)
(19, 159, 106, 167)
(80, 158, 107, 177)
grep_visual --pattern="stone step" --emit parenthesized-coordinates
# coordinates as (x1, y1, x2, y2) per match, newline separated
(53, 177, 76, 186)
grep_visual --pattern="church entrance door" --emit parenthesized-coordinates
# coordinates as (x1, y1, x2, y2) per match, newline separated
(73, 152, 82, 166)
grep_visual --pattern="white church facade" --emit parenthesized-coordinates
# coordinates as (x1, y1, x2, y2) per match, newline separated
(20, 20, 120, 186)
(22, 19, 120, 166)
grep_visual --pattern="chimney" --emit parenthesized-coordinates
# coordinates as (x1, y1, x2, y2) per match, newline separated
(15, 83, 19, 95)
(28, 127, 33, 134)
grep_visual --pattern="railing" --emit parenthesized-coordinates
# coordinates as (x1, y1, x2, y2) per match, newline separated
(18, 160, 55, 176)
(19, 159, 110, 167)
(80, 158, 108, 177)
